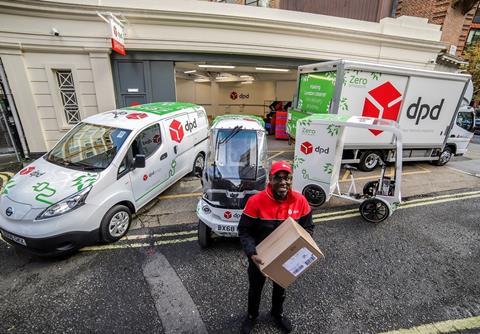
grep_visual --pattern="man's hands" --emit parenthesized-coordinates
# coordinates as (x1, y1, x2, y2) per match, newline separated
(251, 254, 264, 265)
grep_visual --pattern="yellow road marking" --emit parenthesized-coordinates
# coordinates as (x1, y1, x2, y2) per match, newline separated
(268, 150, 294, 153)
(157, 192, 202, 200)
(123, 230, 196, 240)
(311, 190, 480, 219)
(339, 169, 429, 183)
(312, 193, 480, 223)
(268, 151, 284, 160)
(377, 315, 480, 334)
(80, 236, 198, 251)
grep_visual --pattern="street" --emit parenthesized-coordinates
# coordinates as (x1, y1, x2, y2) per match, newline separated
(1, 189, 479, 333)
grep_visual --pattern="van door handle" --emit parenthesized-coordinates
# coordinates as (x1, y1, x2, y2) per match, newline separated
(160, 153, 168, 160)
(174, 145, 178, 154)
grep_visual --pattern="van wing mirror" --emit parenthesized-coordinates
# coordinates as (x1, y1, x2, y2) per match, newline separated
(133, 154, 146, 169)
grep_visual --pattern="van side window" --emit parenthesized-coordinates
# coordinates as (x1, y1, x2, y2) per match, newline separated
(456, 112, 474, 132)
(133, 123, 162, 159)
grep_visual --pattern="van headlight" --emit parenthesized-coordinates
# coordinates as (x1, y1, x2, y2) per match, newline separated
(36, 187, 91, 220)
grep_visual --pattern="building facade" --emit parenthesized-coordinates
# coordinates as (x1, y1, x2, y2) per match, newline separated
(0, 0, 446, 157)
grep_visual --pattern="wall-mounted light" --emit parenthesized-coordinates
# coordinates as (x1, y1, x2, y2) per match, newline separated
(255, 67, 289, 72)
(199, 65, 236, 69)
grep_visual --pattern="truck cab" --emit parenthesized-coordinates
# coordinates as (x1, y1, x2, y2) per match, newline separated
(447, 106, 476, 156)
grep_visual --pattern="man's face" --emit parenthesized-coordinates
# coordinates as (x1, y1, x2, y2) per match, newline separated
(270, 171, 292, 200)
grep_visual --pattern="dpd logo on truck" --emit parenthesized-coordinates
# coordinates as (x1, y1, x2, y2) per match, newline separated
(362, 81, 402, 136)
(406, 97, 444, 125)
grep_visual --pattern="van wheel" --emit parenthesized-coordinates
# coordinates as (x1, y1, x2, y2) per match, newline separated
(191, 153, 205, 177)
(435, 147, 453, 166)
(198, 219, 211, 248)
(100, 205, 132, 243)
(358, 151, 381, 172)
(359, 198, 390, 224)
(302, 184, 326, 207)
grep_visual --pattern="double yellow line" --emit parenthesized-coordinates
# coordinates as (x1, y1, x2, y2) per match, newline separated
(312, 190, 480, 223)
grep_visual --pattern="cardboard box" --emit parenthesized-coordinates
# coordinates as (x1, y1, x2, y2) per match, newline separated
(256, 217, 324, 289)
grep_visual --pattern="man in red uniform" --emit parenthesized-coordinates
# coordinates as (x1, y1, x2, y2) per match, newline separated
(238, 161, 314, 334)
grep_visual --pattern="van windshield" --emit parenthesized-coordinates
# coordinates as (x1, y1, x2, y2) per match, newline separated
(46, 122, 132, 171)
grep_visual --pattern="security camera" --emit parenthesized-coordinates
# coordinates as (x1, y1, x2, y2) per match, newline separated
(51, 28, 60, 36)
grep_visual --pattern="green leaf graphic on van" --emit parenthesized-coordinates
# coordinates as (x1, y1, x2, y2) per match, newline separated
(327, 124, 340, 136)
(371, 72, 381, 80)
(299, 119, 311, 127)
(72, 173, 98, 191)
(340, 97, 349, 111)
(33, 182, 56, 205)
(323, 163, 333, 174)
(1, 179, 15, 195)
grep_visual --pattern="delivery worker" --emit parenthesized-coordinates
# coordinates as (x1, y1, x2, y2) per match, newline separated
(238, 160, 314, 334)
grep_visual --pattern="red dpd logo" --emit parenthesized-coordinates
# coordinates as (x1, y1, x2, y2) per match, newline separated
(300, 141, 313, 155)
(20, 166, 35, 175)
(126, 112, 148, 120)
(230, 91, 238, 100)
(169, 119, 184, 143)
(362, 82, 402, 136)
(224, 211, 232, 219)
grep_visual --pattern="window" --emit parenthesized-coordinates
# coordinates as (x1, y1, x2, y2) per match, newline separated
(55, 70, 81, 124)
(456, 111, 474, 132)
(132, 123, 162, 159)
(466, 29, 480, 46)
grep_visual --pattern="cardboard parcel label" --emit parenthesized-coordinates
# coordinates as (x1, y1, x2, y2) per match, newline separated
(256, 217, 324, 288)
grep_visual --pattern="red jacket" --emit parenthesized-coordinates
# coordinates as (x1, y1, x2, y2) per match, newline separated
(238, 184, 314, 257)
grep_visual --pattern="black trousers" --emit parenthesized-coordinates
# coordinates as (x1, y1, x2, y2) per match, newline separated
(247, 258, 286, 318)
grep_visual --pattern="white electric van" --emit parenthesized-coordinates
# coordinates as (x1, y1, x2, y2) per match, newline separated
(0, 102, 208, 255)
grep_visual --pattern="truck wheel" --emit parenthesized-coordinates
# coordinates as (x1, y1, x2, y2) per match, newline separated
(191, 153, 205, 177)
(198, 219, 212, 248)
(100, 205, 132, 243)
(302, 184, 326, 207)
(363, 181, 379, 197)
(358, 151, 381, 172)
(435, 147, 453, 166)
(359, 198, 389, 224)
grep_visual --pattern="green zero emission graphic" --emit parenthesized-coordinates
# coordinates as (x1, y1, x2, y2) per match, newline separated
(72, 173, 98, 191)
(297, 72, 336, 114)
(33, 182, 56, 205)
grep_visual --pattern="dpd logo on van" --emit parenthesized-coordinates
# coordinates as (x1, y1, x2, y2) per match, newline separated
(169, 119, 184, 143)
(230, 91, 249, 100)
(406, 97, 444, 125)
(362, 81, 402, 136)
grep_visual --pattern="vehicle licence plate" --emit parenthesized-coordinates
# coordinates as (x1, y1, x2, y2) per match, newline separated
(217, 225, 237, 233)
(1, 230, 27, 246)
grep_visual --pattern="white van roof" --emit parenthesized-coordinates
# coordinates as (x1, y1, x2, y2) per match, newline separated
(82, 102, 203, 130)
(211, 114, 265, 131)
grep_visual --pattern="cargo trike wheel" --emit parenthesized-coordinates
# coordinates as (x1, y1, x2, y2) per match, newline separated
(198, 219, 212, 248)
(359, 198, 390, 224)
(302, 184, 326, 207)
(101, 205, 132, 243)
(363, 181, 379, 197)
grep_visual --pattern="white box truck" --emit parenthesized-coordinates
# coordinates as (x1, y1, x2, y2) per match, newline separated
(287, 60, 474, 171)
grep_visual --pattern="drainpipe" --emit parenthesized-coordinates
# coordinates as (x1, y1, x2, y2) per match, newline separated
(0, 58, 30, 159)
(391, 0, 399, 17)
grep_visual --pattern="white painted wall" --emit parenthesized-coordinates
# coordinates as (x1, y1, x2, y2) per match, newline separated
(0, 0, 447, 153)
